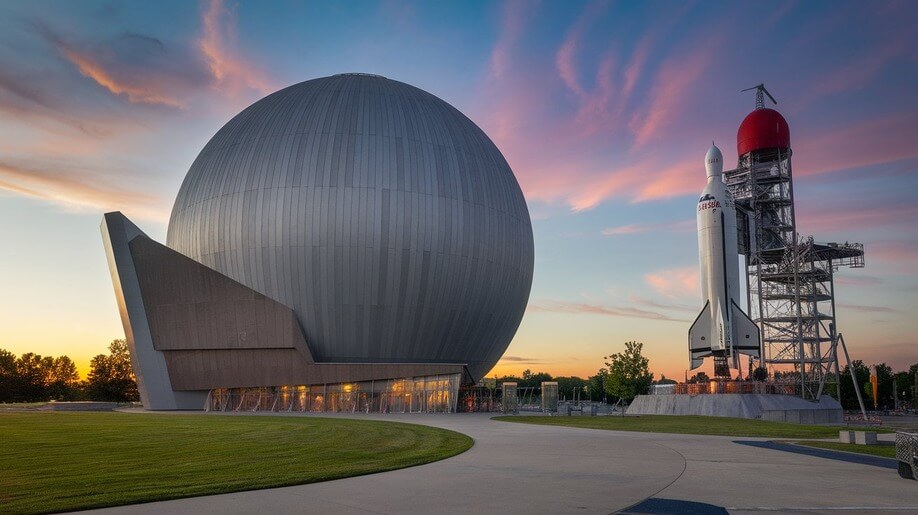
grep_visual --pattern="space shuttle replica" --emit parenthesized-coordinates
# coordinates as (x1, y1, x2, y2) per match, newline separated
(688, 145, 760, 372)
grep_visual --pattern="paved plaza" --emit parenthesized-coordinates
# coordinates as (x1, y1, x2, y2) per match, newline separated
(88, 412, 917, 514)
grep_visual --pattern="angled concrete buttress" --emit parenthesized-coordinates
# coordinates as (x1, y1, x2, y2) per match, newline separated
(101, 212, 208, 409)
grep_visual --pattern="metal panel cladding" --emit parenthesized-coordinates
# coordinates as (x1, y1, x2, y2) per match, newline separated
(167, 74, 534, 381)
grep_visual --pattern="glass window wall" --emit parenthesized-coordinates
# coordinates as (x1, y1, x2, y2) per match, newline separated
(205, 374, 461, 413)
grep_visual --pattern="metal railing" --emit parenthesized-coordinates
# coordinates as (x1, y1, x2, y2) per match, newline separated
(897, 431, 918, 480)
(649, 381, 802, 396)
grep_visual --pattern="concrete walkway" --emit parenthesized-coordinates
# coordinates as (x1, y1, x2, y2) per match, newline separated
(88, 412, 918, 514)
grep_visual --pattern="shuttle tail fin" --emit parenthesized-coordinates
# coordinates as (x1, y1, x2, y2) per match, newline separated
(688, 300, 712, 370)
(730, 300, 760, 357)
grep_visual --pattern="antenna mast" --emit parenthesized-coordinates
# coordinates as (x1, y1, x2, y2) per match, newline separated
(741, 84, 778, 110)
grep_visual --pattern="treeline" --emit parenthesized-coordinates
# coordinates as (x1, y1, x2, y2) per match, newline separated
(490, 340, 917, 410)
(491, 370, 606, 401)
(0, 340, 138, 403)
(834, 360, 915, 410)
(493, 341, 655, 403)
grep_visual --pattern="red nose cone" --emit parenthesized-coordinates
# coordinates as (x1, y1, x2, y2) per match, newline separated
(737, 108, 790, 156)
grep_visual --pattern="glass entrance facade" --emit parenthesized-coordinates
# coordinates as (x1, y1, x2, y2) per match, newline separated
(205, 374, 461, 413)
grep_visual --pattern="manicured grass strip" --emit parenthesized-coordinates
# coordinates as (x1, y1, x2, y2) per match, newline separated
(793, 440, 896, 459)
(493, 414, 885, 438)
(0, 412, 472, 514)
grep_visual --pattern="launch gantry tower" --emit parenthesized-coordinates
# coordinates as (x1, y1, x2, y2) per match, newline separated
(725, 85, 865, 401)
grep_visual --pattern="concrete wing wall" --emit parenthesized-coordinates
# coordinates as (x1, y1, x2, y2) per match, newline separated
(128, 234, 313, 363)
(101, 212, 208, 410)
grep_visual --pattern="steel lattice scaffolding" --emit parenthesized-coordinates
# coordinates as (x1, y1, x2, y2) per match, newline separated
(726, 147, 865, 401)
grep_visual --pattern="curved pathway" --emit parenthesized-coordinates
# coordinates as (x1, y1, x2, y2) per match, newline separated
(88, 412, 918, 514)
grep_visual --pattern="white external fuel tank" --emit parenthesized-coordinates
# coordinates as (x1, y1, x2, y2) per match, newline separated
(689, 145, 760, 370)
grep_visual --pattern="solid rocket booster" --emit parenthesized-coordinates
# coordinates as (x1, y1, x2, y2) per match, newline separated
(688, 145, 760, 370)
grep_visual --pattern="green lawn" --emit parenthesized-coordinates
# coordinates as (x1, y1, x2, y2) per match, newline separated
(793, 440, 897, 459)
(0, 412, 472, 514)
(493, 414, 881, 438)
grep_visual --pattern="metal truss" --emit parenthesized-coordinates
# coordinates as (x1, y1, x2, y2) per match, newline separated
(726, 148, 864, 401)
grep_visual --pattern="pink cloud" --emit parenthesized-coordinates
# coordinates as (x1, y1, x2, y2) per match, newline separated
(869, 240, 918, 274)
(565, 161, 648, 211)
(601, 224, 642, 236)
(631, 157, 701, 203)
(554, 1, 608, 97)
(797, 202, 918, 234)
(570, 52, 618, 135)
(199, 0, 275, 98)
(602, 219, 693, 236)
(793, 112, 918, 177)
(488, 0, 531, 80)
(556, 36, 583, 97)
(477, 4, 726, 213)
(644, 266, 699, 299)
(795, 30, 909, 108)
(628, 41, 714, 148)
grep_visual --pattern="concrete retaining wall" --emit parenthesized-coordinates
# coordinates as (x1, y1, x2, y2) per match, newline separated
(627, 394, 842, 423)
(41, 402, 121, 411)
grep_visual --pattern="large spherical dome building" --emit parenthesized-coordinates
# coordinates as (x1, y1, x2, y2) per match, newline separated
(166, 73, 534, 381)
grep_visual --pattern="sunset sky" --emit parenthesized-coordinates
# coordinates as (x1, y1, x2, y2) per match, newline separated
(0, 0, 915, 381)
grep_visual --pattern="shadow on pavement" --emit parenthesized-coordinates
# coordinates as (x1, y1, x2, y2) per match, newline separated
(620, 498, 728, 514)
(734, 440, 895, 469)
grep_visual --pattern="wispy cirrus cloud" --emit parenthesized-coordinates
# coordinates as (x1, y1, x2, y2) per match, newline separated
(0, 159, 166, 221)
(628, 294, 697, 314)
(59, 43, 183, 108)
(797, 201, 918, 234)
(0, 2, 282, 219)
(793, 112, 918, 178)
(627, 37, 718, 149)
(555, 1, 608, 98)
(477, 2, 725, 213)
(868, 240, 918, 274)
(0, 53, 127, 138)
(837, 302, 897, 314)
(38, 26, 209, 109)
(528, 299, 688, 322)
(199, 0, 275, 98)
(488, 0, 532, 80)
(834, 275, 882, 287)
(499, 355, 545, 364)
(602, 219, 693, 236)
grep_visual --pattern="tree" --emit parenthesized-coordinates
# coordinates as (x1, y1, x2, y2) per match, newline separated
(688, 371, 710, 384)
(587, 369, 608, 402)
(555, 376, 587, 400)
(15, 353, 53, 402)
(47, 356, 80, 400)
(752, 367, 768, 382)
(0, 349, 19, 403)
(603, 341, 653, 402)
(871, 363, 894, 409)
(520, 370, 552, 389)
(839, 360, 870, 410)
(893, 371, 911, 407)
(86, 340, 138, 402)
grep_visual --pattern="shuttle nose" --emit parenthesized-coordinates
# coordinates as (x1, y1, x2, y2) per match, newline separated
(705, 144, 723, 178)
